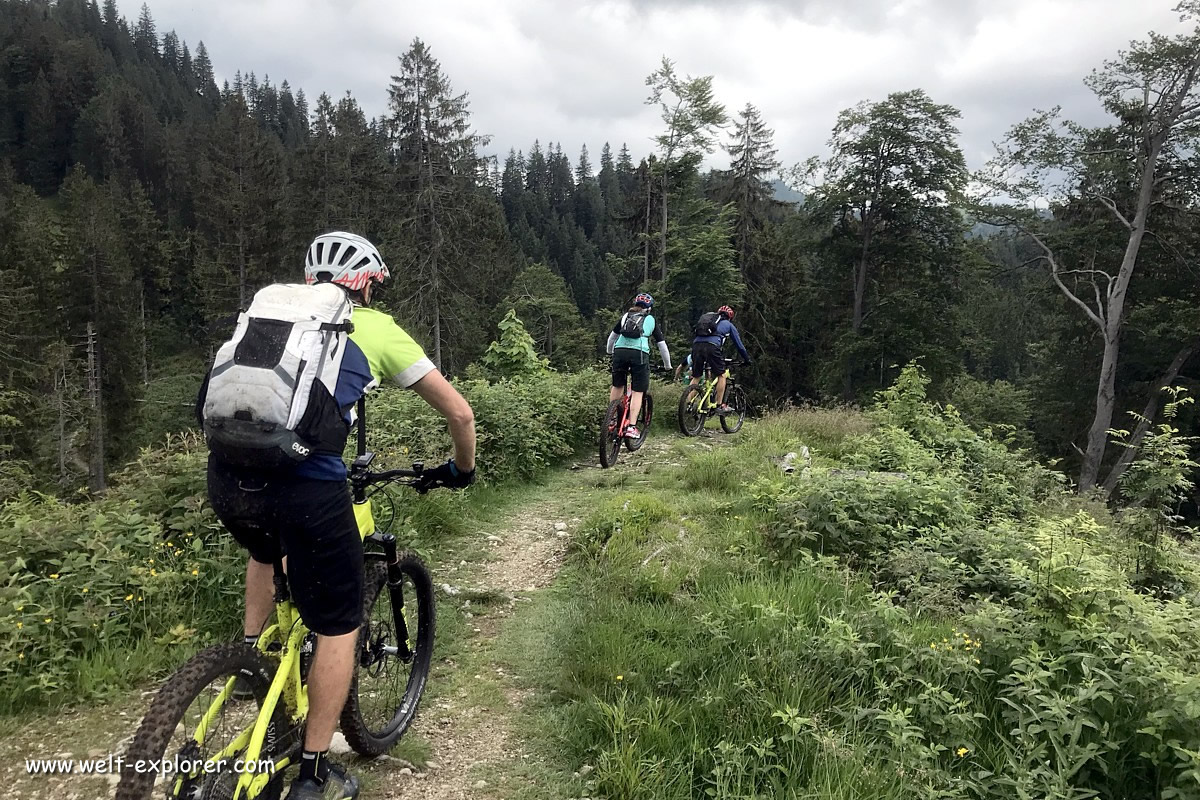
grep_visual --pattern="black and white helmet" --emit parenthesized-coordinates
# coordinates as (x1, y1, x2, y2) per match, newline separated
(304, 232, 390, 292)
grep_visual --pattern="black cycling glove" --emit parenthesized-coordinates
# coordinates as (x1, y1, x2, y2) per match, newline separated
(416, 459, 476, 492)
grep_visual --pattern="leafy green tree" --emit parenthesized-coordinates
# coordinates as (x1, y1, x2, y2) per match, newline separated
(977, 3, 1200, 492)
(797, 89, 967, 399)
(476, 310, 549, 381)
(502, 263, 593, 368)
(644, 57, 727, 280)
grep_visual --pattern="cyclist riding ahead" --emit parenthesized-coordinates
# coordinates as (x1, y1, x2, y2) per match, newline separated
(606, 292, 672, 440)
(690, 304, 751, 415)
(204, 232, 476, 800)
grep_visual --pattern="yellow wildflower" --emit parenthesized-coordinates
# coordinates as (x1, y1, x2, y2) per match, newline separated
(44, 618, 52, 624)
(191, 569, 199, 576)
(82, 588, 89, 594)
(930, 643, 937, 649)
(956, 747, 969, 757)
(49, 573, 59, 579)
(167, 541, 174, 547)
(616, 675, 623, 681)
(125, 594, 134, 601)
(18, 652, 24, 660)
(16, 622, 22, 629)
(150, 569, 157, 576)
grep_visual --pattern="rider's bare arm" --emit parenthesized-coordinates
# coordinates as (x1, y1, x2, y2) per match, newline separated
(412, 371, 476, 473)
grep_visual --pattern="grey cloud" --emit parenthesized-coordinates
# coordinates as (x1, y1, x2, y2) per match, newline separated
(118, 0, 1187, 176)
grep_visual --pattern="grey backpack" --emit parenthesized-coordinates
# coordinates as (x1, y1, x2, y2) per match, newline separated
(199, 283, 354, 470)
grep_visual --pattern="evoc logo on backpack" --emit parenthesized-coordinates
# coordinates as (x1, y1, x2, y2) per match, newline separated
(199, 283, 354, 470)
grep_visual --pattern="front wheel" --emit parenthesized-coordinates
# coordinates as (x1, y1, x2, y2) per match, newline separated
(340, 554, 436, 756)
(720, 385, 747, 434)
(626, 394, 653, 451)
(116, 644, 289, 800)
(678, 385, 705, 436)
(599, 398, 624, 468)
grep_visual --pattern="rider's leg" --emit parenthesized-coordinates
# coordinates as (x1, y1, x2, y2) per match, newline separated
(716, 372, 729, 406)
(610, 353, 627, 404)
(304, 632, 358, 750)
(244, 558, 274, 638)
(628, 390, 644, 423)
(279, 477, 366, 782)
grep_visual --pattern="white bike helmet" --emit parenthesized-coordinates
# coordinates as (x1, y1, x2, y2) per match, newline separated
(304, 232, 390, 291)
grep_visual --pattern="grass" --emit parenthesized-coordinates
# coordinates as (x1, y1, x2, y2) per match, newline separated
(497, 408, 929, 799)
(500, 399, 1200, 800)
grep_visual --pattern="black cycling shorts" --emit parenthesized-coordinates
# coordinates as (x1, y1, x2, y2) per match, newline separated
(691, 341, 726, 379)
(611, 347, 650, 393)
(207, 456, 364, 637)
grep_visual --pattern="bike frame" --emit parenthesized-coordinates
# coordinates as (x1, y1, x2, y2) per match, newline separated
(692, 364, 735, 412)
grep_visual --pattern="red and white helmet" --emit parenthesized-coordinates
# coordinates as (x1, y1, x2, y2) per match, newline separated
(304, 232, 390, 292)
(718, 305, 734, 320)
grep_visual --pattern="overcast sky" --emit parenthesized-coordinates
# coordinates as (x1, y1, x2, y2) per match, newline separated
(120, 0, 1188, 173)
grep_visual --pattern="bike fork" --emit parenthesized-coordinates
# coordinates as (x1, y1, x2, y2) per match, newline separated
(380, 533, 415, 661)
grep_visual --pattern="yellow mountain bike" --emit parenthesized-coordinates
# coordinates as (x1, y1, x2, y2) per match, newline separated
(116, 401, 439, 800)
(677, 358, 747, 436)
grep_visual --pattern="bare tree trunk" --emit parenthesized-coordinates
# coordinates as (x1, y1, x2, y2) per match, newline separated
(1101, 339, 1199, 496)
(56, 349, 67, 485)
(844, 213, 874, 401)
(660, 171, 668, 282)
(430, 249, 442, 369)
(140, 288, 149, 385)
(1077, 135, 1162, 491)
(643, 167, 651, 284)
(86, 321, 106, 492)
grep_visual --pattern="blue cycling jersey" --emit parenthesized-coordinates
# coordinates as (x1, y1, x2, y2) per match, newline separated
(693, 319, 749, 361)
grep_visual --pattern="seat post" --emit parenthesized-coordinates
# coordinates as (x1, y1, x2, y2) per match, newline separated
(272, 559, 289, 604)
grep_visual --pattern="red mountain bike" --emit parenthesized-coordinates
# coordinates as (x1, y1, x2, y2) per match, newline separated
(600, 367, 667, 468)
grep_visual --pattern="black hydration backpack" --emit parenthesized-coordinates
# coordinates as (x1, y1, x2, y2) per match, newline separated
(198, 282, 354, 470)
(693, 311, 720, 337)
(620, 310, 649, 338)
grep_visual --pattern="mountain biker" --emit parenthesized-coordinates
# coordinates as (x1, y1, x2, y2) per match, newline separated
(690, 304, 751, 415)
(674, 353, 694, 385)
(606, 292, 672, 440)
(204, 232, 476, 800)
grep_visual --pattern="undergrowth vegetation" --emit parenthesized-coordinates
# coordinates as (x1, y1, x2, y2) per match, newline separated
(524, 365, 1200, 800)
(0, 325, 606, 714)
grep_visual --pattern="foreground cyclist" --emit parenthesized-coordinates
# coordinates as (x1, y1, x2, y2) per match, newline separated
(690, 304, 751, 414)
(606, 292, 672, 440)
(204, 232, 476, 800)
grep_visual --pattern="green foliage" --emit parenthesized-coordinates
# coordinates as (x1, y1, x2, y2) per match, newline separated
(527, 369, 1200, 800)
(475, 310, 550, 381)
(368, 368, 605, 485)
(1111, 390, 1199, 591)
(0, 437, 241, 712)
(948, 374, 1036, 450)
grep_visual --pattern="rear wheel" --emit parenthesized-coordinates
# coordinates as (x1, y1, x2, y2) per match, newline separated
(340, 554, 436, 756)
(599, 398, 624, 468)
(720, 385, 747, 434)
(678, 385, 705, 436)
(116, 644, 289, 800)
(626, 394, 653, 451)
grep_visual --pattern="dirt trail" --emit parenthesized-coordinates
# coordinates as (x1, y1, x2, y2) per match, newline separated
(365, 435, 679, 800)
(2, 432, 688, 800)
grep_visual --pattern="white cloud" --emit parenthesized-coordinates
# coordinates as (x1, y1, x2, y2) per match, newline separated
(124, 0, 1190, 172)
